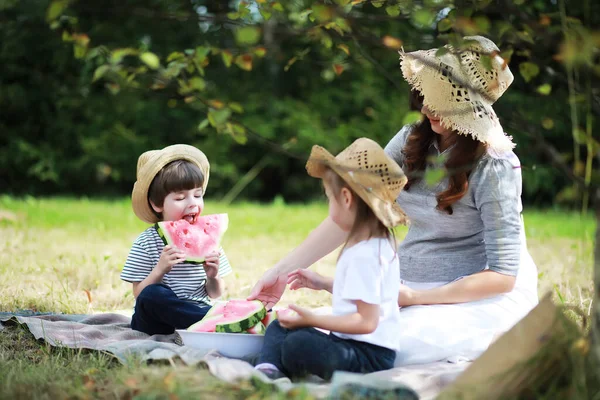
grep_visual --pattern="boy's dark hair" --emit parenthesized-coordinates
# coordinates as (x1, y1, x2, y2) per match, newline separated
(148, 160, 205, 218)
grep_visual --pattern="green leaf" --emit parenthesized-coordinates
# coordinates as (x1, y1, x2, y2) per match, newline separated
(438, 18, 453, 32)
(537, 83, 552, 95)
(435, 47, 449, 57)
(313, 5, 333, 22)
(519, 62, 539, 82)
(208, 108, 232, 127)
(272, 2, 284, 12)
(189, 77, 206, 91)
(197, 119, 210, 132)
(93, 65, 110, 82)
(541, 118, 554, 130)
(140, 52, 160, 70)
(402, 111, 423, 126)
(371, 0, 385, 8)
(166, 52, 185, 62)
(235, 26, 261, 46)
(413, 9, 434, 27)
(111, 48, 138, 65)
(46, 0, 69, 22)
(226, 123, 248, 145)
(480, 55, 493, 71)
(425, 168, 445, 186)
(221, 51, 233, 68)
(385, 5, 400, 17)
(335, 0, 351, 5)
(473, 16, 490, 33)
(227, 12, 239, 20)
(259, 8, 272, 20)
(229, 102, 244, 113)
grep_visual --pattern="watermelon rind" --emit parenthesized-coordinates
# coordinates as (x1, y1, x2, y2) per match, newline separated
(215, 301, 267, 333)
(246, 321, 266, 335)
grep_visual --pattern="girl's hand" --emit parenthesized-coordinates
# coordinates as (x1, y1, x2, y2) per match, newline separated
(277, 304, 314, 329)
(287, 269, 331, 292)
(157, 245, 186, 274)
(203, 251, 220, 279)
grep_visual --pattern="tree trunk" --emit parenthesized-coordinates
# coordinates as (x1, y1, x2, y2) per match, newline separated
(593, 188, 600, 365)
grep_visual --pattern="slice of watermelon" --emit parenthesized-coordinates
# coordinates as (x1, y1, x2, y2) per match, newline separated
(246, 322, 266, 335)
(156, 214, 228, 263)
(187, 300, 266, 333)
(261, 311, 277, 328)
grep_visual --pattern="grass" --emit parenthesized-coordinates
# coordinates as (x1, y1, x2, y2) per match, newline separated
(0, 195, 596, 399)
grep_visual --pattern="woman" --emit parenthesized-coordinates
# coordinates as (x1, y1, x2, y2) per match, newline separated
(248, 36, 538, 366)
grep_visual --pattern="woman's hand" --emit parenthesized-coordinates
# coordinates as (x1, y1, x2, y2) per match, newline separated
(247, 269, 288, 311)
(277, 304, 314, 329)
(287, 269, 333, 293)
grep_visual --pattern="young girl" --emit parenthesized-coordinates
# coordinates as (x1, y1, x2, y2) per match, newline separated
(255, 138, 407, 380)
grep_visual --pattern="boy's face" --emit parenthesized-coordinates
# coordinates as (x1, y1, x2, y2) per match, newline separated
(151, 187, 204, 223)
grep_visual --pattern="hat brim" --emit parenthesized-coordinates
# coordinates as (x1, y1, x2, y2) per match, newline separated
(306, 146, 408, 228)
(132, 146, 210, 224)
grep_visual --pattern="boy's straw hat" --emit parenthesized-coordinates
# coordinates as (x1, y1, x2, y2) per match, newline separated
(306, 138, 408, 228)
(400, 35, 515, 152)
(131, 144, 210, 224)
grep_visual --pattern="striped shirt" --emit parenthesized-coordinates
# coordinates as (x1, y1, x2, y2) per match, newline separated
(121, 226, 233, 306)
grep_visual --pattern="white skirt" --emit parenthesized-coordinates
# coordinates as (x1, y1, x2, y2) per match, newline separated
(395, 234, 539, 366)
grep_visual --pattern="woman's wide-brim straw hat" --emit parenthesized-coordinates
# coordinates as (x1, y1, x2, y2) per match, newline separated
(306, 138, 408, 228)
(400, 35, 515, 152)
(131, 144, 210, 224)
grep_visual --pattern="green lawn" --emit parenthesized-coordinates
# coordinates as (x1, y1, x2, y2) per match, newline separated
(0, 196, 596, 398)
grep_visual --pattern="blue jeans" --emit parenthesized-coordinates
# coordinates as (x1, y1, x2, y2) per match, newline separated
(258, 320, 396, 380)
(130, 283, 210, 335)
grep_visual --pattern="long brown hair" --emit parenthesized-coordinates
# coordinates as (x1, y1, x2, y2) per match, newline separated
(403, 91, 486, 214)
(322, 168, 396, 257)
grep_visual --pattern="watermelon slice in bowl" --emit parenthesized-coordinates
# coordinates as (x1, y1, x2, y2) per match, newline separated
(177, 299, 267, 359)
(156, 213, 228, 263)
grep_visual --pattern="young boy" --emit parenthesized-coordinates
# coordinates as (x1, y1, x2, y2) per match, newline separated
(121, 144, 233, 335)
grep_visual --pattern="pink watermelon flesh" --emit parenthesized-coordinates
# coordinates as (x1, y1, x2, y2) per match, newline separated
(156, 214, 228, 263)
(261, 311, 277, 327)
(187, 300, 266, 333)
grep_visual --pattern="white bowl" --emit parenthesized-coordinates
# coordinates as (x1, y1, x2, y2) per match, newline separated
(176, 330, 264, 359)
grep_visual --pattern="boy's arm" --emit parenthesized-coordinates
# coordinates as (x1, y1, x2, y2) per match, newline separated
(203, 248, 231, 299)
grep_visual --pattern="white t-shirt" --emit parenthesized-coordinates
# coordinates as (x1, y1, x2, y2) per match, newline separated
(331, 238, 401, 351)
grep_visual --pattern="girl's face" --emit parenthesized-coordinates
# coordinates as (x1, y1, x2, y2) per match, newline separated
(421, 105, 452, 136)
(324, 180, 355, 232)
(151, 187, 204, 223)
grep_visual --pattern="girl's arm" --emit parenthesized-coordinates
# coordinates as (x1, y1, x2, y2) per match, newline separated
(399, 270, 516, 306)
(280, 302, 380, 335)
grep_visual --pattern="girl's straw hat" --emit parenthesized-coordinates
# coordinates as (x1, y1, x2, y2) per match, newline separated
(400, 35, 515, 152)
(306, 138, 408, 228)
(131, 144, 210, 224)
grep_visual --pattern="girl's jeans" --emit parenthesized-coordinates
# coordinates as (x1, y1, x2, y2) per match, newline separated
(258, 320, 396, 380)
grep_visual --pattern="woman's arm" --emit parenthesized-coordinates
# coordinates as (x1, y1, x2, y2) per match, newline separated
(247, 217, 347, 309)
(399, 270, 516, 306)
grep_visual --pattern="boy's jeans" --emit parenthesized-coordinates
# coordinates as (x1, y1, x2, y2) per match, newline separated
(130, 283, 210, 335)
(257, 320, 396, 380)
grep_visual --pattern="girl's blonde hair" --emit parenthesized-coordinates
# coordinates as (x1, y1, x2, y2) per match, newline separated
(322, 168, 397, 258)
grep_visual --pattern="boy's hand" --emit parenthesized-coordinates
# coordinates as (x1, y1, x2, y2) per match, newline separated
(157, 245, 186, 274)
(203, 250, 220, 279)
(287, 269, 331, 292)
(278, 304, 314, 329)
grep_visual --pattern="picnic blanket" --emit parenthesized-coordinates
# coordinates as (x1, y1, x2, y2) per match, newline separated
(0, 311, 469, 399)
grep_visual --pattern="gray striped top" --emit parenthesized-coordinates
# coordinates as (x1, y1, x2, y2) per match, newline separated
(385, 125, 523, 283)
(121, 227, 233, 305)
